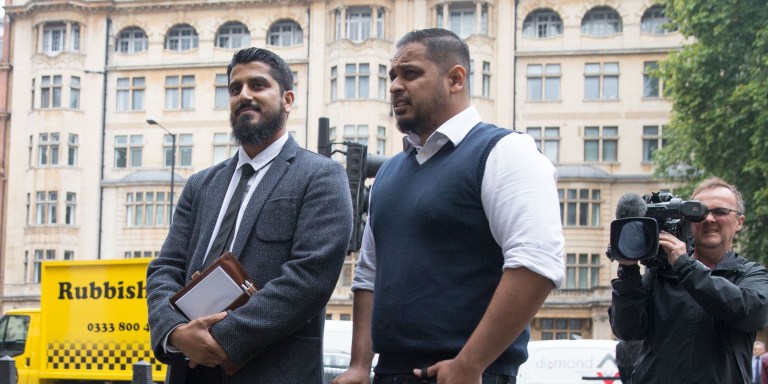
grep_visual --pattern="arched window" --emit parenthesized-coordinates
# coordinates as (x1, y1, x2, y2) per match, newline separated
(216, 21, 250, 49)
(267, 20, 304, 47)
(165, 24, 198, 51)
(641, 5, 676, 34)
(116, 27, 147, 53)
(581, 6, 622, 36)
(523, 9, 563, 38)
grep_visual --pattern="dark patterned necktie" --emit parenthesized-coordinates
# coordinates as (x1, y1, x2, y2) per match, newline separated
(202, 164, 255, 269)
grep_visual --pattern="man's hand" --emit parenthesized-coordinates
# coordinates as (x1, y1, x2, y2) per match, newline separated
(659, 231, 688, 265)
(168, 311, 229, 368)
(332, 366, 371, 384)
(415, 358, 482, 384)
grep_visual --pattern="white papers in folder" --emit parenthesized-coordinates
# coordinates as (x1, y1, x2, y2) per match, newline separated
(174, 266, 244, 319)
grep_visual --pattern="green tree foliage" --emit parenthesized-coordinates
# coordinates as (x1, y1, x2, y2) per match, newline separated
(655, 0, 768, 263)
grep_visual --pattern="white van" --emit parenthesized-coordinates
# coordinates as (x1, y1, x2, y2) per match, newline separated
(517, 339, 622, 384)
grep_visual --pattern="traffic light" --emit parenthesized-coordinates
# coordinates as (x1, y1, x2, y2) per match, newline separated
(345, 143, 368, 253)
(320, 117, 389, 253)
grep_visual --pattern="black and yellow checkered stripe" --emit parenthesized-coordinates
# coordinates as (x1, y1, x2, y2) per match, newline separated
(47, 340, 164, 373)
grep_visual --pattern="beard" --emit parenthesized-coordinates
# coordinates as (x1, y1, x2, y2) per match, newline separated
(394, 81, 449, 137)
(230, 101, 286, 148)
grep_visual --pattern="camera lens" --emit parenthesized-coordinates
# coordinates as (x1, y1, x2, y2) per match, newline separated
(616, 221, 657, 260)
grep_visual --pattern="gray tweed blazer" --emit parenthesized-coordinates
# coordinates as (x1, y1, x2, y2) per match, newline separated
(147, 136, 353, 384)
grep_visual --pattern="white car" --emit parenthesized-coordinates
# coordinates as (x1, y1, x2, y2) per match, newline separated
(517, 339, 622, 384)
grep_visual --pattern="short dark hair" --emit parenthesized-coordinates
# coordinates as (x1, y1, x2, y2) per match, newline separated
(226, 47, 294, 93)
(395, 28, 471, 74)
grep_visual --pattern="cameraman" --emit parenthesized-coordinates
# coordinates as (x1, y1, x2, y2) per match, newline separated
(609, 177, 768, 383)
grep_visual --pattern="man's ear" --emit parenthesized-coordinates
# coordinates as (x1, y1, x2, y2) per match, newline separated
(283, 89, 295, 112)
(447, 65, 467, 89)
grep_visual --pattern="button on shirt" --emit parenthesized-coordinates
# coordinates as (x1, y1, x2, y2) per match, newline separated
(352, 106, 565, 291)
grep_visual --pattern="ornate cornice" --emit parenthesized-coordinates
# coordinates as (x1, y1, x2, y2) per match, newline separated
(6, 0, 312, 19)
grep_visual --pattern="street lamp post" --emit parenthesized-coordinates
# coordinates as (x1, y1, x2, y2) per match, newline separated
(146, 118, 176, 225)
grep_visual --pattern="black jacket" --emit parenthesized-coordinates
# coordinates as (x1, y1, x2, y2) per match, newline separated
(609, 251, 768, 384)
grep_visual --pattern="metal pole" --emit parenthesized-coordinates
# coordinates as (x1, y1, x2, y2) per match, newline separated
(169, 133, 176, 224)
(146, 118, 176, 225)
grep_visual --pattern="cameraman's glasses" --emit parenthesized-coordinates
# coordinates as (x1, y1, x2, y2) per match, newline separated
(707, 207, 742, 218)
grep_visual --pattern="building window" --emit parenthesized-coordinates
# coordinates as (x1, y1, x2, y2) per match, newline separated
(116, 77, 145, 111)
(565, 253, 601, 289)
(642, 125, 666, 163)
(268, 20, 303, 46)
(344, 125, 368, 145)
(643, 61, 664, 98)
(376, 7, 385, 39)
(216, 21, 250, 49)
(291, 70, 300, 107)
(38, 133, 60, 166)
(339, 262, 353, 287)
(468, 60, 474, 96)
(40, 75, 62, 109)
(165, 75, 195, 110)
(35, 191, 58, 225)
(42, 22, 66, 54)
(215, 74, 229, 108)
(439, 3, 472, 38)
(581, 6, 622, 36)
(213, 132, 237, 164)
(70, 23, 80, 51)
(345, 63, 369, 99)
(67, 134, 78, 166)
(527, 64, 560, 101)
(0, 10, 4, 60)
(347, 7, 372, 42)
(124, 251, 159, 258)
(584, 62, 619, 100)
(166, 133, 193, 167)
(584, 126, 618, 162)
(116, 27, 147, 53)
(559, 188, 601, 227)
(69, 76, 80, 109)
(539, 318, 588, 340)
(523, 9, 563, 38)
(126, 192, 170, 227)
(65, 192, 76, 225)
(376, 126, 386, 155)
(378, 65, 388, 100)
(64, 250, 74, 260)
(527, 127, 559, 163)
(34, 249, 56, 283)
(437, 2, 488, 38)
(114, 135, 143, 168)
(641, 5, 676, 34)
(482, 61, 491, 97)
(165, 24, 198, 51)
(330, 66, 338, 101)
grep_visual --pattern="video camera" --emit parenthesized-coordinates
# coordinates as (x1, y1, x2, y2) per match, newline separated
(609, 191, 708, 268)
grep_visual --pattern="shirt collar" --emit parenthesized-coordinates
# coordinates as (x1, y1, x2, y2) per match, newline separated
(404, 106, 481, 150)
(236, 132, 288, 171)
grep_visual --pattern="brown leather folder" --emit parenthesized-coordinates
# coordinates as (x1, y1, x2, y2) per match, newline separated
(169, 252, 258, 317)
(169, 252, 258, 376)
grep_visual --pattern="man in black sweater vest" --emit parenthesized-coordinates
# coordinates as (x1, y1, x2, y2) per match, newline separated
(334, 29, 565, 384)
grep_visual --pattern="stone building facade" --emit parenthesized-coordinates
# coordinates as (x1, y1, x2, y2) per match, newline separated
(2, 0, 686, 340)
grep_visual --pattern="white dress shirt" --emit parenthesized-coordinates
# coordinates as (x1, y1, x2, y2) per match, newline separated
(201, 132, 289, 266)
(352, 106, 565, 291)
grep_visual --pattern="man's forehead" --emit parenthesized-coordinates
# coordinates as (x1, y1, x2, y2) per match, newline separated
(232, 61, 272, 77)
(391, 43, 428, 65)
